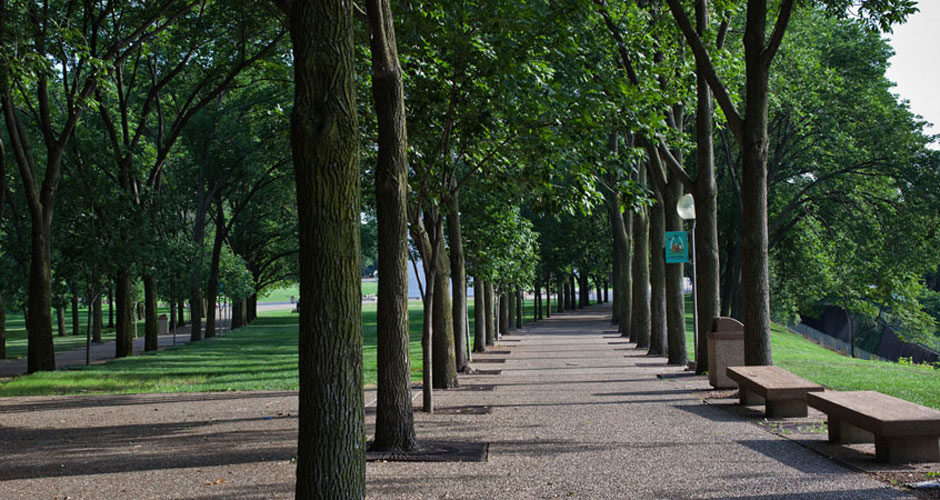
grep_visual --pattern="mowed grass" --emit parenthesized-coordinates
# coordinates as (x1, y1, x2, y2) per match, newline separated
(260, 280, 379, 303)
(2, 293, 938, 410)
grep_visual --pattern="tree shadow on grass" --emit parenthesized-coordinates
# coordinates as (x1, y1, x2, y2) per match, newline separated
(0, 391, 297, 414)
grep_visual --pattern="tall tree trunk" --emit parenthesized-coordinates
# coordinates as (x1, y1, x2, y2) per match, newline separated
(622, 206, 634, 338)
(144, 274, 158, 352)
(498, 292, 508, 335)
(115, 268, 134, 358)
(205, 200, 226, 339)
(648, 180, 667, 356)
(473, 280, 485, 353)
(604, 280, 609, 303)
(178, 301, 186, 327)
(170, 300, 177, 332)
(432, 249, 458, 388)
(56, 305, 66, 337)
(578, 272, 589, 308)
(189, 290, 202, 342)
(691, 0, 720, 375)
(367, 0, 418, 449)
(535, 279, 542, 320)
(230, 300, 241, 329)
(71, 293, 80, 336)
(663, 178, 689, 366)
(631, 169, 651, 349)
(484, 282, 495, 346)
(507, 288, 516, 330)
(108, 286, 114, 328)
(446, 191, 469, 373)
(93, 295, 103, 343)
(288, 0, 365, 496)
(545, 273, 551, 318)
(516, 288, 524, 328)
(25, 220, 55, 372)
(595, 278, 601, 306)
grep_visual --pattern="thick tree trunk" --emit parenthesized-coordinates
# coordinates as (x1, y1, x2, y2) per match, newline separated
(473, 280, 485, 353)
(484, 282, 495, 346)
(432, 251, 458, 388)
(507, 288, 515, 330)
(648, 181, 667, 356)
(288, 0, 365, 496)
(231, 300, 242, 329)
(631, 171, 651, 349)
(367, 0, 418, 448)
(25, 222, 55, 372)
(663, 178, 689, 366)
(604, 280, 609, 303)
(189, 289, 202, 341)
(93, 296, 103, 343)
(498, 292, 508, 335)
(578, 272, 589, 308)
(115, 268, 134, 358)
(71, 293, 80, 336)
(56, 306, 66, 337)
(144, 274, 158, 352)
(446, 192, 469, 373)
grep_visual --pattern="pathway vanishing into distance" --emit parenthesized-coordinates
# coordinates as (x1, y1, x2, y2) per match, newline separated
(0, 303, 919, 499)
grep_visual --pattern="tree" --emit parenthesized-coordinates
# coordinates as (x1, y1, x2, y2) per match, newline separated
(277, 0, 365, 497)
(664, 0, 917, 365)
(366, 0, 418, 450)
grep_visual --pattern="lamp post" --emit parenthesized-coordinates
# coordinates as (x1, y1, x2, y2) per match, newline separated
(677, 193, 698, 368)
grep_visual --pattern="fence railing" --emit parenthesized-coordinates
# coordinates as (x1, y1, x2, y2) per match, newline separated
(788, 322, 879, 361)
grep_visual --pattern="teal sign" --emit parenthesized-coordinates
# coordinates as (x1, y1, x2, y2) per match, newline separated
(665, 231, 689, 264)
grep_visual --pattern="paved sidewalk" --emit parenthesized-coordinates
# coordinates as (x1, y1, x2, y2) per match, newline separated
(0, 303, 917, 499)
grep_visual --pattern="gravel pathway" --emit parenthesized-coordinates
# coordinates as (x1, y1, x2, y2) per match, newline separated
(0, 303, 916, 499)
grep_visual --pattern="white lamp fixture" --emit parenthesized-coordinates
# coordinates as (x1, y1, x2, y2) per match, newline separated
(676, 193, 698, 370)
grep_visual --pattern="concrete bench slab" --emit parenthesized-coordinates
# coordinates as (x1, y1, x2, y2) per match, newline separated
(726, 365, 824, 418)
(807, 390, 940, 464)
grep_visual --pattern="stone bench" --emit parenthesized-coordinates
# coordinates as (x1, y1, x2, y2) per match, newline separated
(807, 390, 940, 464)
(726, 365, 823, 418)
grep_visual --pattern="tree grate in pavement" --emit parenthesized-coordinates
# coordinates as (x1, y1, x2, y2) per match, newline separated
(367, 441, 489, 463)
(473, 358, 506, 363)
(471, 369, 502, 375)
(445, 384, 496, 392)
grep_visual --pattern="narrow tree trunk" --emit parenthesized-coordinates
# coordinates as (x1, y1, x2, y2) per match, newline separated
(108, 286, 114, 328)
(473, 280, 485, 353)
(93, 295, 103, 343)
(189, 289, 202, 342)
(289, 0, 365, 495)
(144, 274, 158, 352)
(622, 206, 634, 339)
(231, 300, 242, 329)
(71, 293, 80, 336)
(595, 278, 601, 306)
(631, 172, 651, 349)
(535, 279, 542, 320)
(367, 0, 418, 448)
(578, 272, 589, 307)
(545, 273, 551, 318)
(484, 282, 495, 346)
(178, 301, 186, 327)
(56, 306, 66, 337)
(604, 280, 609, 303)
(432, 250, 458, 388)
(648, 181, 667, 356)
(516, 288, 524, 328)
(498, 292, 508, 335)
(115, 268, 134, 358)
(663, 178, 689, 366)
(446, 191, 469, 373)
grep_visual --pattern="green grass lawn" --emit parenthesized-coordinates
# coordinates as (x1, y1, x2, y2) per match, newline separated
(2, 295, 938, 410)
(260, 280, 378, 303)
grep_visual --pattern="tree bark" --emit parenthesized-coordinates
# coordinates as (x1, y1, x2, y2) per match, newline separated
(484, 281, 495, 346)
(648, 178, 667, 356)
(288, 0, 365, 496)
(115, 268, 134, 358)
(25, 222, 55, 372)
(517, 288, 524, 328)
(535, 279, 542, 320)
(578, 272, 589, 308)
(545, 273, 551, 318)
(446, 191, 469, 373)
(144, 274, 158, 352)
(507, 288, 516, 330)
(170, 300, 178, 332)
(71, 293, 80, 336)
(604, 280, 609, 303)
(631, 167, 651, 349)
(663, 177, 689, 366)
(432, 249, 458, 388)
(367, 0, 418, 450)
(93, 296, 103, 343)
(473, 280, 485, 353)
(56, 306, 66, 337)
(189, 290, 202, 342)
(108, 287, 114, 328)
(498, 292, 508, 335)
(178, 301, 186, 327)
(0, 291, 5, 359)
(205, 200, 226, 339)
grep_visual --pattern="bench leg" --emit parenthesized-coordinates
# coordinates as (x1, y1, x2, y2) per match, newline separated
(739, 388, 764, 407)
(875, 436, 940, 464)
(828, 417, 873, 444)
(766, 399, 808, 418)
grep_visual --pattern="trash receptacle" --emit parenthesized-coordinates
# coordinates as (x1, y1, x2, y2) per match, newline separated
(158, 314, 169, 336)
(707, 317, 745, 389)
